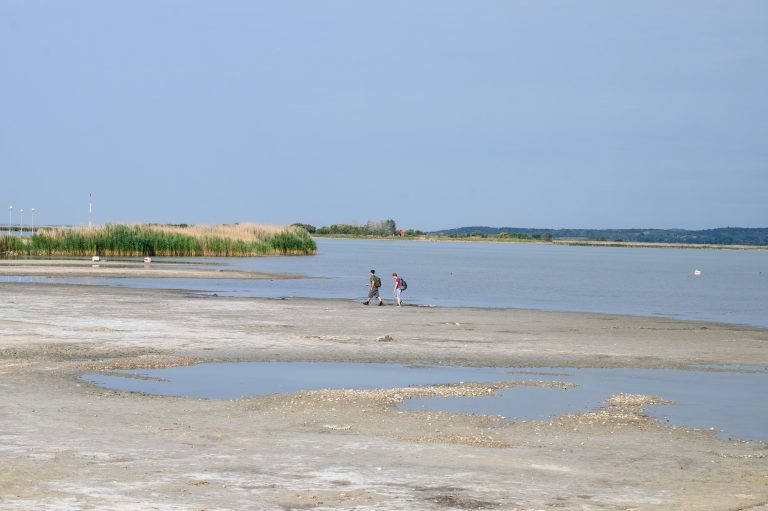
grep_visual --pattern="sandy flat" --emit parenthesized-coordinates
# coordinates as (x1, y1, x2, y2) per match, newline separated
(0, 258, 300, 279)
(1, 281, 767, 510)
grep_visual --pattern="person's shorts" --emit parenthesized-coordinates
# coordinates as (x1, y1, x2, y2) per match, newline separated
(368, 287, 380, 299)
(394, 288, 402, 299)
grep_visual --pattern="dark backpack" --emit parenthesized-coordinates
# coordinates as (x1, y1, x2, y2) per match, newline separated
(399, 277, 407, 290)
(374, 276, 382, 288)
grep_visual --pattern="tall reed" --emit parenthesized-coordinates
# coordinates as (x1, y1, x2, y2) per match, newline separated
(0, 223, 316, 257)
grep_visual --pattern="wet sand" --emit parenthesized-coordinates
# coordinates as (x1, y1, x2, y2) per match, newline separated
(1, 281, 767, 510)
(0, 258, 301, 280)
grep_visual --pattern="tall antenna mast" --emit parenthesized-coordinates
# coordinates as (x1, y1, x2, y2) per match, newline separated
(89, 193, 93, 228)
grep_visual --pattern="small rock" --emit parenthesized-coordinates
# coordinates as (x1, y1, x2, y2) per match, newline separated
(322, 424, 351, 431)
(377, 335, 394, 342)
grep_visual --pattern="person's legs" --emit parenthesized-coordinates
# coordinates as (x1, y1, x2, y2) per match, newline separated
(366, 287, 382, 305)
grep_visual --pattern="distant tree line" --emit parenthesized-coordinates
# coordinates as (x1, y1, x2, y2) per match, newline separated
(432, 226, 768, 246)
(293, 219, 400, 237)
(290, 222, 767, 246)
(449, 231, 553, 241)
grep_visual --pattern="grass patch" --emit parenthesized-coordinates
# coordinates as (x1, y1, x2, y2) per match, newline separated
(0, 223, 316, 257)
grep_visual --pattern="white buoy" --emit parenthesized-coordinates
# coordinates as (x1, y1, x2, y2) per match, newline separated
(694, 270, 702, 276)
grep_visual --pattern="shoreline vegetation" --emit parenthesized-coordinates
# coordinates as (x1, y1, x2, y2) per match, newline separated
(0, 223, 316, 257)
(294, 221, 768, 250)
(312, 234, 767, 250)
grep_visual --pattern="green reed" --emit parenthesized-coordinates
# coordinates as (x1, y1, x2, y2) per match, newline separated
(0, 224, 316, 257)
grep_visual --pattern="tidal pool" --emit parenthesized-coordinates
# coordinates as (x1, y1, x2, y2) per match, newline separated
(81, 362, 768, 442)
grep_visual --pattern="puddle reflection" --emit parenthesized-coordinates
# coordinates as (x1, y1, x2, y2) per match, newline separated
(82, 362, 768, 442)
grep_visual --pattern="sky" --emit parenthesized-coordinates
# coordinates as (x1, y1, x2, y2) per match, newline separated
(1, 1, 766, 231)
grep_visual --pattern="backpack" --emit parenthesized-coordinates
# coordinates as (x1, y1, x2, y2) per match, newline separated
(399, 277, 407, 290)
(373, 276, 382, 288)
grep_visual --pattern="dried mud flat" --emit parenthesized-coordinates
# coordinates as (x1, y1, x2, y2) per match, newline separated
(1, 282, 767, 510)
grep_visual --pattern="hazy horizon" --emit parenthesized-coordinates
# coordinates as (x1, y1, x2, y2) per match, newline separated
(11, 218, 766, 233)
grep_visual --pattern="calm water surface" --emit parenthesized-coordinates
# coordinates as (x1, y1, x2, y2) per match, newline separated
(82, 362, 768, 442)
(7, 239, 767, 327)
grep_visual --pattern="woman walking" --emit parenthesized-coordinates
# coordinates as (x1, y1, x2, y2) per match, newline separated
(392, 272, 406, 306)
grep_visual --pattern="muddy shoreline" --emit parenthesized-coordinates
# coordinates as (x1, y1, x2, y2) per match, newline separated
(1, 282, 767, 510)
(0, 258, 302, 280)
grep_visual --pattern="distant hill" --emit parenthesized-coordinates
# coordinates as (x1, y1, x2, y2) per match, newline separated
(429, 226, 768, 246)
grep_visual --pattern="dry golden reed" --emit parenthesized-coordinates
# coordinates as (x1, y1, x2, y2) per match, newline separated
(1, 223, 316, 257)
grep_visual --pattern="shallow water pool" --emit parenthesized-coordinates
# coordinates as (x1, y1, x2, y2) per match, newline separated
(81, 362, 768, 442)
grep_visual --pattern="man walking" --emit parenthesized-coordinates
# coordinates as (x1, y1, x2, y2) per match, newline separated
(364, 269, 384, 306)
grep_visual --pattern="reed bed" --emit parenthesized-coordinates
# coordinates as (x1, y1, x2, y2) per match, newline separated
(0, 223, 316, 257)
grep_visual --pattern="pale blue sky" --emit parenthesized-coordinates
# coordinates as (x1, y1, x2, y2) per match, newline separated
(1, 1, 766, 230)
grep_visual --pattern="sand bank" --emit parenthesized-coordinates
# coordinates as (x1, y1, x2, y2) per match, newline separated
(0, 258, 301, 280)
(1, 282, 767, 510)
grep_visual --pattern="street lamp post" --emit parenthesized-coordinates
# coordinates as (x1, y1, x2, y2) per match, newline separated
(8, 205, 12, 236)
(31, 208, 36, 234)
(20, 209, 24, 233)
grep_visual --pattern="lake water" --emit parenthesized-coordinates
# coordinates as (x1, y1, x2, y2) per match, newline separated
(7, 239, 768, 327)
(33, 240, 764, 440)
(82, 362, 768, 442)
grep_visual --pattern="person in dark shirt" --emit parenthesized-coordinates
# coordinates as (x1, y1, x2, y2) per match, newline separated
(364, 269, 384, 306)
